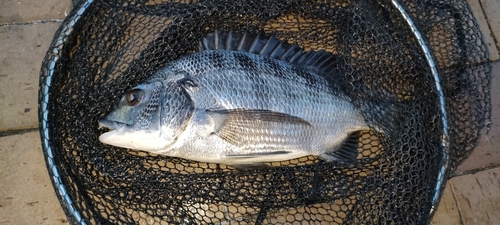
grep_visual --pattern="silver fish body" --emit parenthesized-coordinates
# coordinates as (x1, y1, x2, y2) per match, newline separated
(99, 31, 370, 166)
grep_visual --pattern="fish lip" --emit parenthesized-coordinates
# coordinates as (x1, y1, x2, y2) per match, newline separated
(98, 119, 127, 130)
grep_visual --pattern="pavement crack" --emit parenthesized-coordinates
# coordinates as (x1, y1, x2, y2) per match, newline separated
(0, 127, 39, 137)
(26, 201, 40, 206)
(0, 19, 63, 27)
(451, 163, 500, 177)
(449, 184, 466, 225)
(478, 0, 500, 53)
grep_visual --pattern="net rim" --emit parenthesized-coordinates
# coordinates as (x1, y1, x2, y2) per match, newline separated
(38, 0, 95, 224)
(389, 0, 450, 218)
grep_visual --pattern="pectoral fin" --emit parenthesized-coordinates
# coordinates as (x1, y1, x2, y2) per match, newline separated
(206, 108, 311, 147)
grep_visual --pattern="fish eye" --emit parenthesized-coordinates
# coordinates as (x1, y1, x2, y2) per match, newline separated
(125, 89, 144, 106)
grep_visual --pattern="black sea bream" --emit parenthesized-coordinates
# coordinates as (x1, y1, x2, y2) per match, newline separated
(98, 31, 370, 167)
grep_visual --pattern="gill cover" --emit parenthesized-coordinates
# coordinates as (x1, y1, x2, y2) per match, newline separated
(158, 81, 195, 149)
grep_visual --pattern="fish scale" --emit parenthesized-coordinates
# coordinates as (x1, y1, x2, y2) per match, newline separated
(99, 30, 372, 167)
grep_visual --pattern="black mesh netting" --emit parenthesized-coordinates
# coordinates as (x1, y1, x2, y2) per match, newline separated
(38, 0, 491, 224)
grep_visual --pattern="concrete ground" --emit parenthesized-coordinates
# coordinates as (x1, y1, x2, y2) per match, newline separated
(0, 0, 499, 224)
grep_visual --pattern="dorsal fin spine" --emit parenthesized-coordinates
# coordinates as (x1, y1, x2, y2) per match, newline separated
(269, 41, 285, 58)
(289, 50, 304, 63)
(225, 32, 232, 50)
(236, 32, 247, 51)
(259, 36, 274, 55)
(312, 50, 327, 65)
(316, 54, 333, 71)
(214, 31, 219, 50)
(248, 32, 262, 53)
(281, 45, 301, 61)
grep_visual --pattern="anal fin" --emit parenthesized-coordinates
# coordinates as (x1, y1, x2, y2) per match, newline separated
(319, 131, 361, 163)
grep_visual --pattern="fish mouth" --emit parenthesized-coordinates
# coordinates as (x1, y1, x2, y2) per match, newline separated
(98, 118, 169, 151)
(98, 119, 127, 130)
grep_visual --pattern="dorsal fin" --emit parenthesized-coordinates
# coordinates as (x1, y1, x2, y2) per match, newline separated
(198, 30, 337, 74)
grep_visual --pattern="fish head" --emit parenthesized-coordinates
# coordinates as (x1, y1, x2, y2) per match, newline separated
(98, 81, 193, 153)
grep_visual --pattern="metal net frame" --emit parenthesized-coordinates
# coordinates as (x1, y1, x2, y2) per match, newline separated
(38, 0, 491, 224)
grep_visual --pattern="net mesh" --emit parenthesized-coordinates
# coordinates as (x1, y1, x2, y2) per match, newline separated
(38, 0, 491, 224)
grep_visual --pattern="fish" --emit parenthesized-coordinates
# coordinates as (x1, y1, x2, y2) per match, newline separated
(98, 30, 372, 167)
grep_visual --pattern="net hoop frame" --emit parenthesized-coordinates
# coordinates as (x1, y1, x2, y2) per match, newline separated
(389, 0, 449, 218)
(39, 1, 95, 224)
